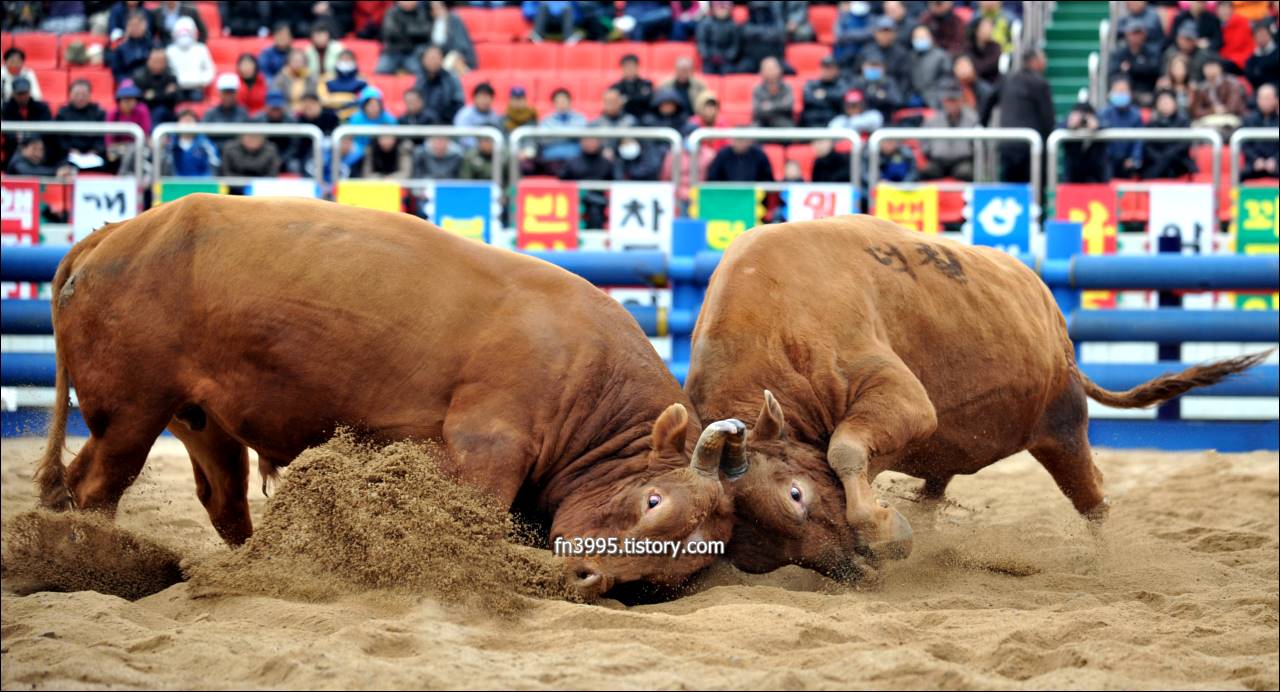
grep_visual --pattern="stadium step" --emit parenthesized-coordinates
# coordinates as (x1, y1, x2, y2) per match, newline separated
(1044, 1, 1110, 119)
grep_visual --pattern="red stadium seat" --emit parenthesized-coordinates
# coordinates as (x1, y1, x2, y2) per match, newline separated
(785, 43, 829, 74)
(12, 33, 58, 69)
(1, 32, 14, 52)
(454, 7, 492, 40)
(196, 1, 221, 37)
(40, 70, 68, 111)
(809, 5, 838, 45)
(207, 37, 245, 70)
(938, 189, 966, 224)
(475, 42, 512, 71)
(719, 107, 751, 126)
(763, 143, 786, 179)
(511, 42, 559, 72)
(786, 144, 815, 181)
(68, 67, 114, 102)
(41, 182, 71, 218)
(534, 73, 584, 105)
(579, 73, 613, 101)
(367, 74, 413, 112)
(732, 5, 749, 23)
(721, 74, 756, 111)
(561, 42, 605, 73)
(604, 42, 650, 72)
(489, 7, 529, 42)
(345, 39, 381, 76)
(650, 42, 698, 74)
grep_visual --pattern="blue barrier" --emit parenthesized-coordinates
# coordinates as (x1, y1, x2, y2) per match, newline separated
(1068, 310, 1280, 344)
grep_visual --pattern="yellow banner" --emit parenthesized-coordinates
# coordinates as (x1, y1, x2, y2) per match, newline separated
(335, 180, 402, 212)
(874, 185, 939, 234)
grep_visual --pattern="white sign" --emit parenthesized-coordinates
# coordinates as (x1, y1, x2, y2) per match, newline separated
(608, 183, 674, 253)
(782, 184, 855, 222)
(1147, 184, 1213, 255)
(249, 179, 318, 198)
(72, 176, 138, 242)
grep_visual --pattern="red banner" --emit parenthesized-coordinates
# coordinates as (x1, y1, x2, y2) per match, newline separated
(1055, 184, 1117, 309)
(516, 182, 579, 250)
(1, 178, 40, 245)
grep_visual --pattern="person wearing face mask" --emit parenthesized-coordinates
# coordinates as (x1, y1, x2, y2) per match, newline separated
(857, 16, 910, 93)
(1098, 77, 1144, 179)
(848, 49, 903, 119)
(319, 50, 369, 122)
(614, 137, 662, 181)
(909, 24, 952, 108)
(834, 1, 874, 69)
(165, 16, 214, 103)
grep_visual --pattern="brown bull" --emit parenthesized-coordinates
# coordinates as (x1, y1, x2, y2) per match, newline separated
(35, 194, 738, 598)
(686, 215, 1269, 580)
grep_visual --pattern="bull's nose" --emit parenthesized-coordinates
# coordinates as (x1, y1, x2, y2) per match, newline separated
(566, 563, 613, 600)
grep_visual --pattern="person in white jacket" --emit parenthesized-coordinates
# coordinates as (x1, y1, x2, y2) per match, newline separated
(165, 16, 214, 103)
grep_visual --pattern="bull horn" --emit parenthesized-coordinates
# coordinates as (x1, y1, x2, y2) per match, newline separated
(720, 419, 749, 478)
(690, 420, 736, 477)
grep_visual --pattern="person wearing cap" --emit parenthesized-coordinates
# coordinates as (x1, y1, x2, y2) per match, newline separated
(696, 1, 743, 75)
(253, 90, 301, 172)
(657, 56, 708, 120)
(1, 75, 52, 125)
(1189, 56, 1246, 127)
(859, 15, 911, 90)
(827, 88, 883, 135)
(502, 86, 538, 132)
(109, 10, 156, 83)
(1162, 20, 1213, 81)
(751, 56, 795, 128)
(106, 80, 152, 172)
(166, 15, 215, 103)
(411, 45, 463, 126)
(1117, 1, 1164, 48)
(2, 47, 42, 102)
(345, 85, 399, 168)
(681, 91, 721, 138)
(1109, 17, 1161, 105)
(920, 81, 979, 181)
(6, 134, 75, 179)
(642, 87, 687, 131)
(612, 54, 655, 121)
(202, 73, 250, 132)
(800, 55, 848, 127)
(453, 82, 504, 147)
(834, 0, 875, 69)
(1169, 2, 1224, 54)
(848, 49, 903, 119)
(131, 47, 178, 125)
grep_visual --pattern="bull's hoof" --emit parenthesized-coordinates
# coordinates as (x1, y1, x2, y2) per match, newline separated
(866, 507, 913, 561)
(38, 485, 76, 512)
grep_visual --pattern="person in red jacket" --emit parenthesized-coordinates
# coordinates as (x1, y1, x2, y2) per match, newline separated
(354, 1, 392, 40)
(1217, 1, 1257, 71)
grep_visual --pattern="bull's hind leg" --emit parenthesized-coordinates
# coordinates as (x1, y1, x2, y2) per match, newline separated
(63, 407, 172, 515)
(1029, 382, 1109, 522)
(169, 410, 252, 546)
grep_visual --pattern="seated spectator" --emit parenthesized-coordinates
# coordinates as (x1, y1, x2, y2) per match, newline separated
(108, 1, 158, 42)
(620, 1, 673, 40)
(1118, 0, 1164, 47)
(295, 91, 338, 173)
(236, 54, 268, 116)
(859, 16, 911, 95)
(810, 138, 852, 183)
(274, 49, 318, 112)
(354, 1, 391, 40)
(7, 135, 74, 178)
(784, 1, 815, 42)
(953, 54, 995, 117)
(879, 1, 914, 47)
(1241, 84, 1279, 179)
(613, 54, 655, 121)
(202, 74, 250, 129)
(221, 133, 281, 177)
(834, 1, 874, 72)
(827, 88, 883, 136)
(1143, 90, 1197, 179)
(1217, 1, 1255, 71)
(849, 50, 903, 119)
(741, 1, 789, 74)
(615, 137, 663, 181)
(1163, 21, 1212, 81)
(752, 57, 794, 128)
(460, 136, 497, 181)
(1110, 18, 1161, 106)
(971, 0, 1014, 53)
(671, 2, 704, 41)
(345, 86, 398, 168)
(2, 48, 42, 102)
(271, 0, 348, 38)
(413, 46, 463, 126)
(107, 81, 151, 173)
(412, 136, 463, 178)
(400, 88, 439, 126)
(920, 83, 979, 181)
(800, 56, 848, 127)
(453, 82, 503, 146)
(869, 138, 919, 185)
(3, 76, 52, 164)
(361, 135, 412, 179)
(305, 20, 346, 77)
(320, 50, 369, 122)
(538, 88, 588, 163)
(162, 108, 220, 176)
(132, 48, 178, 125)
(1170, 2, 1222, 55)
(642, 88, 687, 131)
(923, 0, 965, 55)
(1060, 101, 1108, 183)
(155, 1, 205, 44)
(503, 85, 538, 131)
(1245, 22, 1278, 93)
(220, 0, 269, 38)
(529, 1, 577, 43)
(259, 23, 294, 82)
(428, 1, 477, 72)
(559, 136, 613, 227)
(967, 17, 1003, 85)
(379, 1, 431, 75)
(593, 88, 637, 131)
(707, 138, 775, 182)
(697, 1, 742, 75)
(658, 57, 708, 119)
(910, 25, 952, 108)
(1099, 77, 1144, 179)
(682, 91, 721, 137)
(254, 90, 299, 172)
(166, 16, 214, 103)
(1189, 57, 1246, 128)
(110, 11, 155, 83)
(1155, 53, 1195, 111)
(54, 80, 108, 163)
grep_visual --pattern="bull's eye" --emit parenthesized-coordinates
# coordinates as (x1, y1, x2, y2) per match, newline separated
(789, 485, 803, 503)
(647, 493, 662, 509)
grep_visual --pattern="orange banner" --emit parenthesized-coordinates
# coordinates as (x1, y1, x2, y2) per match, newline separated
(516, 182, 579, 250)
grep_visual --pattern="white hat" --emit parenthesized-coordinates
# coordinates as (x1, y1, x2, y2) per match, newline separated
(216, 73, 239, 92)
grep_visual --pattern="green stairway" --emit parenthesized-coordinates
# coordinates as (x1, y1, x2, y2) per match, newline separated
(1044, 1, 1110, 118)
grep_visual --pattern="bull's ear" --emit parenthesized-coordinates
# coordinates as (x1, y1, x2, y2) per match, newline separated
(752, 390, 785, 440)
(652, 403, 690, 457)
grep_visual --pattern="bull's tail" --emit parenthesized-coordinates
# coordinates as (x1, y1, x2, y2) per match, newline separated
(34, 251, 82, 510)
(1075, 349, 1274, 409)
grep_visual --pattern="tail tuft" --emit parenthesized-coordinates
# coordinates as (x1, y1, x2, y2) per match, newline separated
(1078, 349, 1274, 409)
(35, 356, 75, 510)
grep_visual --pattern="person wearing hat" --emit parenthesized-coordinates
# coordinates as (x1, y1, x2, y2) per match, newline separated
(1163, 20, 1213, 81)
(696, 1, 743, 75)
(643, 87, 687, 130)
(502, 85, 538, 132)
(1098, 76, 1145, 180)
(848, 49, 903, 119)
(828, 88, 883, 135)
(800, 54, 849, 127)
(859, 14, 911, 90)
(252, 90, 300, 172)
(1169, 1, 1224, 54)
(1189, 55, 1247, 127)
(320, 49, 370, 122)
(920, 81, 980, 181)
(106, 80, 151, 172)
(1109, 17, 1161, 105)
(1, 74, 52, 167)
(166, 16, 215, 103)
(1117, 1, 1164, 48)
(6, 133, 75, 179)
(132, 47, 179, 124)
(682, 91, 721, 137)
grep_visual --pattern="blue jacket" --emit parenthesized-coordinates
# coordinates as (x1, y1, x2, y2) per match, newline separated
(1099, 104, 1144, 167)
(258, 45, 290, 82)
(343, 87, 399, 168)
(169, 134, 220, 177)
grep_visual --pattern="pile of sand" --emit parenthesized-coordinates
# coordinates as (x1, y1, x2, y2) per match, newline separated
(187, 432, 576, 614)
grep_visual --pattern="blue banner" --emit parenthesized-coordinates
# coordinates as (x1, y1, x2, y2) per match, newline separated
(429, 182, 493, 244)
(965, 184, 1031, 253)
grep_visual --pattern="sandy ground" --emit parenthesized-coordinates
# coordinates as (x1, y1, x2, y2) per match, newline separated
(1, 436, 1276, 690)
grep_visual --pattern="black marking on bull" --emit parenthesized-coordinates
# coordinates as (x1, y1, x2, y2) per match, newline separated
(864, 244, 916, 278)
(914, 244, 967, 283)
(175, 403, 207, 432)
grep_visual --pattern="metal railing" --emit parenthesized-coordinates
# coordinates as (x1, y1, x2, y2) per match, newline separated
(1047, 128, 1224, 214)
(507, 126, 683, 188)
(150, 122, 325, 184)
(331, 125, 505, 192)
(686, 127, 862, 186)
(2, 121, 147, 188)
(1096, 17, 1113, 110)
(1229, 127, 1280, 188)
(1087, 52, 1102, 110)
(1017, 1, 1054, 70)
(867, 127, 1044, 203)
